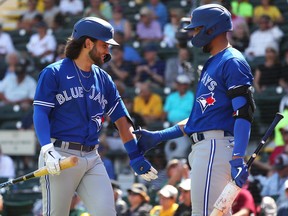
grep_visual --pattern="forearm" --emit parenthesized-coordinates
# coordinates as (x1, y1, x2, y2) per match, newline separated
(114, 116, 136, 143)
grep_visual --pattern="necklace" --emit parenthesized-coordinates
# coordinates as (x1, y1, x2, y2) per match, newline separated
(73, 61, 93, 92)
(74, 62, 92, 78)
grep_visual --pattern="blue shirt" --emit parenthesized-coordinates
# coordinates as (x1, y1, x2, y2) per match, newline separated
(184, 47, 253, 135)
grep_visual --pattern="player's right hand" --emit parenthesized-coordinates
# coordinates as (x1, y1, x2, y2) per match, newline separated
(129, 155, 158, 181)
(41, 143, 63, 175)
(133, 128, 161, 154)
(229, 158, 249, 188)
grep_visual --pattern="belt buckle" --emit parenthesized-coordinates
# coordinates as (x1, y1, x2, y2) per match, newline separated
(191, 133, 199, 143)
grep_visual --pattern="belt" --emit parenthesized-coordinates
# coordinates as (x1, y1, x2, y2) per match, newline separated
(190, 130, 233, 145)
(54, 139, 96, 152)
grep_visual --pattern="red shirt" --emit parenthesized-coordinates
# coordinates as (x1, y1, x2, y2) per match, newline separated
(232, 188, 256, 215)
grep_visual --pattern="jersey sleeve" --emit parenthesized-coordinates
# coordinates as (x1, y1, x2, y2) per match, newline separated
(223, 58, 253, 90)
(33, 67, 58, 108)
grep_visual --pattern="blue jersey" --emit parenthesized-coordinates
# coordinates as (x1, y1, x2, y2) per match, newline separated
(184, 47, 253, 135)
(34, 58, 127, 145)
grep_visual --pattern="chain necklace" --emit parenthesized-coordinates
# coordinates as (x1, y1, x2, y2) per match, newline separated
(73, 61, 93, 92)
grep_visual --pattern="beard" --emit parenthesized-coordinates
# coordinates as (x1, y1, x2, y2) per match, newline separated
(88, 45, 103, 66)
(202, 42, 212, 53)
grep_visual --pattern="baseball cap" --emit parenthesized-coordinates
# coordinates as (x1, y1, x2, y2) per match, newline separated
(176, 74, 191, 84)
(260, 196, 277, 216)
(280, 125, 288, 132)
(166, 159, 180, 170)
(273, 153, 288, 170)
(127, 183, 150, 202)
(178, 179, 191, 191)
(158, 185, 178, 198)
(142, 43, 158, 52)
(35, 21, 48, 28)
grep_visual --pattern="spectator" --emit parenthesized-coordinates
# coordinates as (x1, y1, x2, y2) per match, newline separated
(98, 144, 116, 180)
(229, 21, 250, 54)
(269, 125, 288, 166)
(174, 178, 192, 216)
(0, 51, 20, 80)
(261, 153, 288, 205)
(253, 46, 282, 93)
(136, 7, 163, 46)
(0, 194, 2, 214)
(150, 184, 179, 216)
(111, 180, 128, 216)
(165, 47, 194, 89)
(162, 8, 185, 48)
(26, 21, 57, 69)
(232, 186, 257, 215)
(59, 0, 84, 16)
(102, 45, 136, 87)
(279, 48, 288, 92)
(0, 59, 36, 109)
(244, 15, 284, 62)
(0, 23, 15, 57)
(277, 179, 288, 216)
(109, 6, 132, 41)
(0, 145, 15, 178)
(230, 0, 254, 24)
(260, 196, 277, 216)
(69, 193, 89, 216)
(166, 158, 190, 187)
(125, 183, 152, 216)
(42, 0, 61, 29)
(163, 74, 194, 124)
(134, 43, 165, 88)
(253, 0, 284, 25)
(133, 82, 163, 125)
(146, 0, 169, 30)
(113, 31, 142, 64)
(83, 0, 112, 20)
(18, 0, 41, 32)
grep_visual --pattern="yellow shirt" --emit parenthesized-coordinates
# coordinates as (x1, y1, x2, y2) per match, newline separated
(254, 6, 282, 22)
(133, 93, 163, 118)
(150, 203, 179, 216)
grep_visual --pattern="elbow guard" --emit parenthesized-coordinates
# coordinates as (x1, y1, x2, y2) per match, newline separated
(227, 86, 256, 123)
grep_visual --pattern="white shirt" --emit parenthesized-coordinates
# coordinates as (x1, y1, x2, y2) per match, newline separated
(0, 32, 15, 55)
(59, 0, 84, 15)
(26, 33, 57, 63)
(0, 73, 37, 103)
(245, 25, 284, 58)
(0, 154, 15, 178)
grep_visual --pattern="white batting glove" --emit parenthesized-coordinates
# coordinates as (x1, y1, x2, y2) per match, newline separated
(41, 143, 63, 175)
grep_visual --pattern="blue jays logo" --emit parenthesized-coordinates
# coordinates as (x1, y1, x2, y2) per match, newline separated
(197, 92, 216, 113)
(91, 113, 104, 132)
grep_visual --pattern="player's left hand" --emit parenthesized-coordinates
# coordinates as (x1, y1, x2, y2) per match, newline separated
(229, 158, 249, 188)
(129, 155, 158, 181)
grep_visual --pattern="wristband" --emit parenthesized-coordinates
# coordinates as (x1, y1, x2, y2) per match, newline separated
(159, 124, 183, 141)
(124, 139, 141, 160)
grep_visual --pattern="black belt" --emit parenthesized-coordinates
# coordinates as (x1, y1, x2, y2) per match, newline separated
(54, 140, 96, 152)
(190, 131, 232, 144)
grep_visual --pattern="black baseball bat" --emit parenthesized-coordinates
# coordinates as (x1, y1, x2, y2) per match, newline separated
(247, 112, 284, 168)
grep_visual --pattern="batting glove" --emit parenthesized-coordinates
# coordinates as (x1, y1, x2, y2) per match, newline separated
(133, 125, 183, 154)
(230, 158, 249, 188)
(124, 139, 158, 181)
(41, 143, 63, 175)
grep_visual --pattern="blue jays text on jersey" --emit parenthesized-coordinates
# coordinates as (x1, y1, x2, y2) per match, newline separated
(34, 58, 128, 145)
(184, 47, 253, 136)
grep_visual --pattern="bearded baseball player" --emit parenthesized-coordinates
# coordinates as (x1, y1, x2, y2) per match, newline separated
(33, 17, 157, 216)
(133, 4, 255, 216)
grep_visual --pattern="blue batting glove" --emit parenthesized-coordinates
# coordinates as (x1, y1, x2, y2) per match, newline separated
(124, 139, 158, 181)
(229, 158, 249, 188)
(133, 129, 161, 154)
(129, 155, 158, 181)
(133, 125, 183, 154)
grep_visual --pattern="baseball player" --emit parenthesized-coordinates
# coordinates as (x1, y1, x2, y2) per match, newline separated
(133, 4, 255, 216)
(33, 17, 158, 216)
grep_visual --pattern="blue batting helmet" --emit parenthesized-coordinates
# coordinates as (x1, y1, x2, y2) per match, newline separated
(184, 4, 233, 47)
(72, 17, 119, 45)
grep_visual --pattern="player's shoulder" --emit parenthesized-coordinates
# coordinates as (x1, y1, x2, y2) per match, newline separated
(92, 64, 113, 81)
(41, 58, 71, 76)
(223, 47, 250, 66)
